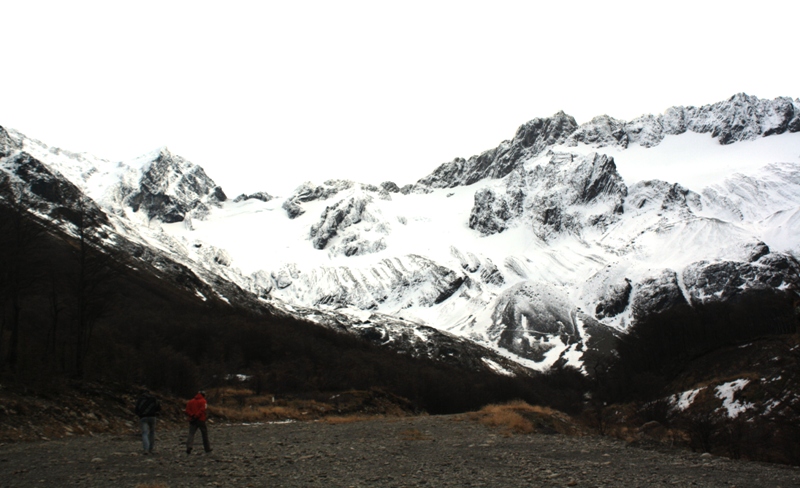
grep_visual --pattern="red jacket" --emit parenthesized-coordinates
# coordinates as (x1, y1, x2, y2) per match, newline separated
(185, 393, 207, 422)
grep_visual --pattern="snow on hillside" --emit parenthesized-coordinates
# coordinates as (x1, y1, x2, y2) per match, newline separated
(150, 127, 800, 369)
(3, 94, 798, 372)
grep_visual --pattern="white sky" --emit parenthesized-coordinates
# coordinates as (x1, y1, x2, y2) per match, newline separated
(1, 0, 797, 197)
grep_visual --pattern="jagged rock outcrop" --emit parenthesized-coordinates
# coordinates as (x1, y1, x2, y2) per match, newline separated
(567, 93, 800, 150)
(282, 180, 371, 219)
(0, 151, 109, 228)
(418, 95, 800, 193)
(480, 259, 505, 287)
(380, 181, 401, 193)
(308, 193, 390, 256)
(469, 152, 627, 239)
(293, 180, 352, 203)
(683, 93, 800, 144)
(310, 196, 369, 249)
(595, 278, 632, 319)
(626, 180, 702, 217)
(631, 270, 688, 321)
(567, 115, 630, 148)
(418, 112, 578, 189)
(124, 149, 226, 223)
(282, 199, 305, 219)
(683, 252, 800, 305)
(0, 126, 22, 158)
(233, 191, 274, 203)
(468, 187, 517, 235)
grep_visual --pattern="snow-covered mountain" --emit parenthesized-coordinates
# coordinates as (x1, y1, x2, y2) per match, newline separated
(2, 93, 799, 373)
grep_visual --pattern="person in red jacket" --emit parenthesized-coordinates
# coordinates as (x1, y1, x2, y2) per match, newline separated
(185, 391, 212, 454)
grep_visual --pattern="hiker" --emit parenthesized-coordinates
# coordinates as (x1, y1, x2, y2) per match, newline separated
(134, 391, 161, 454)
(185, 390, 212, 454)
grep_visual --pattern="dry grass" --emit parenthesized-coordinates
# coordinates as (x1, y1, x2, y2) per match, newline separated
(204, 387, 413, 424)
(209, 404, 308, 422)
(467, 400, 581, 436)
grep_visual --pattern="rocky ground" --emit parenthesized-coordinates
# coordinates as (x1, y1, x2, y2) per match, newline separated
(1, 415, 799, 487)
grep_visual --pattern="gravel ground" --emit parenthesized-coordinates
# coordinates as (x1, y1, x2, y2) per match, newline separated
(1, 415, 799, 487)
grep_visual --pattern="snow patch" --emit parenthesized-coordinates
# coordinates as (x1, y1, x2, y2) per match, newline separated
(715, 379, 754, 418)
(670, 388, 704, 412)
(481, 358, 515, 377)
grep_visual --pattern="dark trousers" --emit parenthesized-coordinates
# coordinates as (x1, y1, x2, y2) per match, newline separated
(140, 417, 156, 452)
(187, 419, 211, 453)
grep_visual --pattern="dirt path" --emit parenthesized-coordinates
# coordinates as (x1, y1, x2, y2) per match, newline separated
(1, 415, 799, 487)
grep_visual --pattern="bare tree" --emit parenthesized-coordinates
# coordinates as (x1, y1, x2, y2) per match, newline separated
(64, 198, 120, 377)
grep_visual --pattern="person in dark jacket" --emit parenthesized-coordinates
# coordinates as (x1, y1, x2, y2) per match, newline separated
(134, 391, 161, 454)
(185, 391, 212, 454)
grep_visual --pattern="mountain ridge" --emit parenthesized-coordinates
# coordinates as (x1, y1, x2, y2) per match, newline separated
(1, 92, 798, 374)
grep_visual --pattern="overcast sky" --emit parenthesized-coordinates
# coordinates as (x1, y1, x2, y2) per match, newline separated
(1, 0, 797, 196)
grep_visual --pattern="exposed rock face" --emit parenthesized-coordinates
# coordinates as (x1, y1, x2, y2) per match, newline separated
(233, 191, 274, 203)
(469, 152, 627, 239)
(468, 187, 516, 235)
(595, 278, 632, 319)
(418, 112, 578, 189)
(282, 199, 305, 219)
(310, 196, 371, 249)
(683, 93, 800, 144)
(0, 152, 109, 227)
(281, 180, 363, 219)
(125, 149, 226, 223)
(631, 270, 688, 322)
(566, 93, 800, 150)
(0, 126, 22, 158)
(626, 179, 702, 218)
(307, 192, 391, 256)
(3, 153, 83, 204)
(683, 253, 800, 305)
(567, 115, 630, 148)
(489, 281, 579, 362)
(380, 181, 400, 193)
(417, 95, 800, 194)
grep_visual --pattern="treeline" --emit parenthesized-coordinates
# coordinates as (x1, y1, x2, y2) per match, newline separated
(0, 196, 118, 379)
(596, 290, 798, 403)
(0, 197, 584, 414)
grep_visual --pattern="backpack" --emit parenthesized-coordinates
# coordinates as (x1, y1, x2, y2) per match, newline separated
(135, 394, 161, 418)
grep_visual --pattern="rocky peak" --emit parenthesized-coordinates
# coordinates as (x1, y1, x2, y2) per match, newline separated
(124, 148, 226, 223)
(513, 111, 579, 151)
(671, 93, 800, 144)
(0, 126, 22, 158)
(416, 95, 798, 190)
(416, 112, 578, 189)
(565, 115, 629, 148)
(565, 94, 800, 152)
